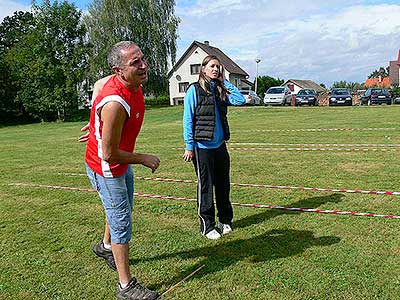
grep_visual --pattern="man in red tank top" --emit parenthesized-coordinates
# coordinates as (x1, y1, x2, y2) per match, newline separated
(84, 41, 160, 300)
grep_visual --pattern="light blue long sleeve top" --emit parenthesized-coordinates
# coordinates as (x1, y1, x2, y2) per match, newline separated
(183, 79, 246, 150)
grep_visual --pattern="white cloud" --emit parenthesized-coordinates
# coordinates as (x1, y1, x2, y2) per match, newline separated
(0, 0, 30, 22)
(175, 1, 400, 86)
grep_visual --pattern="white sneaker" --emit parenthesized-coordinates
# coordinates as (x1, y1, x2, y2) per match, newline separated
(205, 229, 221, 240)
(218, 223, 232, 235)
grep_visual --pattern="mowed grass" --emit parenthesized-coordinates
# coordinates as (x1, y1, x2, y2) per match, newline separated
(0, 105, 399, 300)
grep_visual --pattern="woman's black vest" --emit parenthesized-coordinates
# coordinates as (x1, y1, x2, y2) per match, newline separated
(191, 82, 230, 141)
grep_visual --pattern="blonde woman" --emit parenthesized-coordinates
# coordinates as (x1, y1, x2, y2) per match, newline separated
(183, 55, 245, 240)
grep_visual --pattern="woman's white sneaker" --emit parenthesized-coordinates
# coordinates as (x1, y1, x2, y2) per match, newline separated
(205, 229, 221, 240)
(218, 223, 232, 235)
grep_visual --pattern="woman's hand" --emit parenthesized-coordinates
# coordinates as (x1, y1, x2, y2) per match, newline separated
(182, 150, 194, 162)
(218, 65, 225, 82)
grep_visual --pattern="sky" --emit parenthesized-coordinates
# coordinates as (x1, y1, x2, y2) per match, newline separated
(2, 0, 400, 87)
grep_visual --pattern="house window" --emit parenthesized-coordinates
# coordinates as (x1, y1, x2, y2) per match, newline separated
(190, 64, 201, 75)
(179, 82, 189, 93)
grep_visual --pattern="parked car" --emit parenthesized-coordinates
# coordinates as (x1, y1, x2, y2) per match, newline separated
(329, 88, 352, 106)
(240, 90, 262, 105)
(393, 96, 400, 104)
(360, 88, 392, 105)
(264, 86, 292, 106)
(295, 89, 318, 106)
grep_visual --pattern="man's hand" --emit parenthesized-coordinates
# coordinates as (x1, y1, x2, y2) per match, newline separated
(140, 154, 161, 173)
(182, 150, 193, 162)
(78, 122, 90, 142)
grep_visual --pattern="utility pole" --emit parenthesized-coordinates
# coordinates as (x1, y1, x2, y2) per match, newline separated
(255, 58, 261, 95)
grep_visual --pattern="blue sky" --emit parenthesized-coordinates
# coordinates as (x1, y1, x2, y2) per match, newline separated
(2, 0, 400, 87)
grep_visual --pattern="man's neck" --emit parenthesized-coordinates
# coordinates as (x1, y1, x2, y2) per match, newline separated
(116, 76, 140, 91)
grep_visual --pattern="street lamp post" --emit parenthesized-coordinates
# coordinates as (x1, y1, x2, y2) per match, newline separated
(255, 58, 261, 95)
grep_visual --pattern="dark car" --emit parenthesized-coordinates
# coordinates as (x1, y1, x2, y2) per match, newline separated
(295, 89, 318, 106)
(329, 88, 352, 106)
(360, 88, 392, 105)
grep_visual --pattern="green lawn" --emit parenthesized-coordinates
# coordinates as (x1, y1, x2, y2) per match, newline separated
(1, 105, 399, 300)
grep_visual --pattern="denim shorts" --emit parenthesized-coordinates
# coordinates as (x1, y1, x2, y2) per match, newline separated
(85, 163, 134, 244)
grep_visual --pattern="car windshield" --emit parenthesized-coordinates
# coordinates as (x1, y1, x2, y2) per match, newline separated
(240, 91, 250, 95)
(332, 89, 349, 95)
(298, 90, 315, 95)
(267, 87, 284, 94)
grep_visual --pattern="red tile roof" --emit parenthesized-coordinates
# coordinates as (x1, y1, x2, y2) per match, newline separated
(365, 77, 390, 88)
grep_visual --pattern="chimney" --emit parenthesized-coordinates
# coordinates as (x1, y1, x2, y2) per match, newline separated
(204, 41, 209, 46)
(397, 49, 400, 65)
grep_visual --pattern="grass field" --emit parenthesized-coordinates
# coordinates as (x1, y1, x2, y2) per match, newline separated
(1, 105, 399, 300)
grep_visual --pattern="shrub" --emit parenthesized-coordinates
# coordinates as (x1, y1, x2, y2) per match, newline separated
(145, 95, 170, 106)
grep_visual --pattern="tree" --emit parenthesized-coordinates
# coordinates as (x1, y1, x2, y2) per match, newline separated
(255, 75, 284, 97)
(368, 66, 389, 79)
(331, 81, 364, 92)
(6, 0, 90, 121)
(0, 11, 34, 122)
(84, 0, 180, 96)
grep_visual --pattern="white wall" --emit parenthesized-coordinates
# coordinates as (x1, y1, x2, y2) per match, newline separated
(282, 82, 302, 94)
(168, 46, 229, 105)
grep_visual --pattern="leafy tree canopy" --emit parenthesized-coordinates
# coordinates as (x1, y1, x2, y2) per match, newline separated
(5, 0, 90, 121)
(84, 0, 180, 96)
(331, 81, 365, 92)
(368, 66, 389, 79)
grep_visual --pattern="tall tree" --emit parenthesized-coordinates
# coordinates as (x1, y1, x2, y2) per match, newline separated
(84, 0, 180, 96)
(0, 11, 34, 122)
(7, 0, 89, 121)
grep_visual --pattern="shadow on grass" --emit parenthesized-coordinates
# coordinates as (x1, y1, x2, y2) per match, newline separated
(233, 193, 344, 230)
(139, 228, 340, 290)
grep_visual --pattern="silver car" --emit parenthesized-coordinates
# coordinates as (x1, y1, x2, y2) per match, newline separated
(240, 90, 262, 105)
(264, 86, 292, 106)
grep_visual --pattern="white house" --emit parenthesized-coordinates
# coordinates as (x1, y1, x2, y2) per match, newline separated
(168, 41, 251, 105)
(281, 79, 327, 94)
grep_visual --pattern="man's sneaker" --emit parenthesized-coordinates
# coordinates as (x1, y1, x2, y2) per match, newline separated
(218, 223, 233, 235)
(93, 241, 117, 271)
(205, 229, 221, 240)
(116, 277, 159, 300)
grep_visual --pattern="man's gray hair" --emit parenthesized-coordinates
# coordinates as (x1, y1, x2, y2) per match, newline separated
(107, 41, 138, 69)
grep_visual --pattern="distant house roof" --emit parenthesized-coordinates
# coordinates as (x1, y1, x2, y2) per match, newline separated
(168, 41, 249, 78)
(365, 77, 390, 88)
(282, 79, 327, 93)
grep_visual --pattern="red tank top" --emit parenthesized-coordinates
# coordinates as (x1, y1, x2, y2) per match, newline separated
(85, 75, 145, 177)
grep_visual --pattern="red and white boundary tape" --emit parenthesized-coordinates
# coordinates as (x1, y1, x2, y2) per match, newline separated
(59, 173, 400, 196)
(8, 183, 400, 219)
(174, 147, 397, 152)
(228, 142, 400, 147)
(238, 127, 397, 132)
(228, 147, 397, 152)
